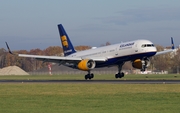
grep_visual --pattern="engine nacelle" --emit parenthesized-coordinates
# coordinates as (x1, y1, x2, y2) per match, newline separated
(77, 59, 96, 71)
(132, 59, 150, 69)
(132, 59, 142, 69)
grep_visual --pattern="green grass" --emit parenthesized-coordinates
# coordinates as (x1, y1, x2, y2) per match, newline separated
(0, 74, 180, 80)
(0, 84, 180, 113)
(0, 74, 179, 112)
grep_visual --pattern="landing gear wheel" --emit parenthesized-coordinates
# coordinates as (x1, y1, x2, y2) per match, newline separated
(115, 72, 124, 78)
(116, 63, 125, 79)
(90, 73, 94, 79)
(84, 73, 94, 80)
(115, 74, 119, 78)
(121, 72, 124, 77)
(85, 74, 88, 80)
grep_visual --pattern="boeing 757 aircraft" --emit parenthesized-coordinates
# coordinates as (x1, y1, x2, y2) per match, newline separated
(6, 24, 175, 80)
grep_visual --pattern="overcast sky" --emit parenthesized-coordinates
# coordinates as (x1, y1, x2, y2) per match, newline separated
(0, 0, 180, 50)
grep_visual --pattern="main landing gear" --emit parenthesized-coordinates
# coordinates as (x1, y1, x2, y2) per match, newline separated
(115, 72, 124, 78)
(84, 63, 125, 80)
(85, 71, 94, 80)
(115, 63, 125, 78)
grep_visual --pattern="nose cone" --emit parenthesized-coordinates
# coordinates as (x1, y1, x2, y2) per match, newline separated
(145, 46, 157, 52)
(153, 47, 157, 52)
(151, 47, 157, 56)
(153, 47, 157, 55)
(144, 46, 157, 56)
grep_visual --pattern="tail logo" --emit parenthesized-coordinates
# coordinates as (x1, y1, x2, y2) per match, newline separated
(61, 35, 69, 48)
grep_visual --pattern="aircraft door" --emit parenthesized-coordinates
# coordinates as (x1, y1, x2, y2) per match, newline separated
(135, 43, 138, 53)
(115, 46, 119, 56)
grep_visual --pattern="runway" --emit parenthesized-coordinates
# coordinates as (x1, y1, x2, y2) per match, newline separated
(0, 80, 180, 84)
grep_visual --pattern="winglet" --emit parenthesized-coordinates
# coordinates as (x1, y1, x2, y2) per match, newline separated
(171, 37, 175, 49)
(5, 42, 13, 54)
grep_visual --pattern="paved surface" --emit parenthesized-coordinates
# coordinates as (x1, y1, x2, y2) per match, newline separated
(0, 80, 180, 84)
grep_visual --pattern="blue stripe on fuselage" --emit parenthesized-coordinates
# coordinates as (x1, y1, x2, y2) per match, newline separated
(95, 51, 156, 68)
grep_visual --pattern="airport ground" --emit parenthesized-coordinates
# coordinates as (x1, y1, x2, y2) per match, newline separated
(0, 74, 180, 80)
(0, 74, 180, 113)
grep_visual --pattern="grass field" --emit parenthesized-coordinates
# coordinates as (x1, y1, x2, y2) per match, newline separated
(0, 84, 180, 113)
(0, 74, 180, 113)
(0, 74, 180, 80)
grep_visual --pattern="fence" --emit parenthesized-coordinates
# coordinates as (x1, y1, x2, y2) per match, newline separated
(29, 70, 119, 75)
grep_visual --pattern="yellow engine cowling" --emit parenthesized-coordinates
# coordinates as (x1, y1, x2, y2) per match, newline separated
(132, 59, 150, 69)
(77, 59, 96, 71)
(132, 59, 143, 69)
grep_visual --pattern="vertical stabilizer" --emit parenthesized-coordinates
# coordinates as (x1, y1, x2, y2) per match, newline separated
(57, 24, 76, 56)
(171, 37, 175, 49)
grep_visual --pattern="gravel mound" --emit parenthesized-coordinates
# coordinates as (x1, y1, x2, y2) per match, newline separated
(0, 66, 29, 75)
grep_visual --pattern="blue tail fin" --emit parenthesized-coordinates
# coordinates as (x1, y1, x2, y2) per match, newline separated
(57, 24, 76, 56)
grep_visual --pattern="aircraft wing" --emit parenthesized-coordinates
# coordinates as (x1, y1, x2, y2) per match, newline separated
(155, 49, 174, 56)
(18, 54, 107, 63)
(6, 42, 107, 64)
(155, 37, 175, 56)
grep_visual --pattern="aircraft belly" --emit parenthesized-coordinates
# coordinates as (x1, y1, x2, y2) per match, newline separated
(95, 51, 156, 68)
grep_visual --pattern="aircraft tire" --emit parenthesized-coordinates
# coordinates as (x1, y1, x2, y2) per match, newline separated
(91, 73, 94, 78)
(115, 73, 124, 78)
(121, 72, 124, 77)
(85, 75, 88, 80)
(115, 74, 119, 78)
(85, 74, 94, 80)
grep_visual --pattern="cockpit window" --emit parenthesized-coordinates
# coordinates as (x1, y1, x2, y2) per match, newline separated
(141, 44, 154, 48)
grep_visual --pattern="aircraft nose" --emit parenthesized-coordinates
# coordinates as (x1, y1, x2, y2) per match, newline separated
(150, 47, 157, 53)
(153, 47, 157, 52)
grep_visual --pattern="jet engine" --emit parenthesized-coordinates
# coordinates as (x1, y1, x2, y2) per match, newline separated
(77, 59, 96, 71)
(132, 58, 150, 70)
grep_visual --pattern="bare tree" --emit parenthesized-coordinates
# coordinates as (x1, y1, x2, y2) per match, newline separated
(151, 45, 173, 71)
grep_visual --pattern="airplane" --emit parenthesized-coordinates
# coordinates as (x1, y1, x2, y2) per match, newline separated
(6, 24, 175, 80)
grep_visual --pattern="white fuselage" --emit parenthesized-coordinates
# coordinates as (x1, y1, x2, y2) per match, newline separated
(67, 39, 157, 68)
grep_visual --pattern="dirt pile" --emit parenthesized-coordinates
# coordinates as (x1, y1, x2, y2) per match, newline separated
(0, 66, 29, 75)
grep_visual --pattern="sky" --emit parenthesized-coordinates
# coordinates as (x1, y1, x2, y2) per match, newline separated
(0, 0, 180, 50)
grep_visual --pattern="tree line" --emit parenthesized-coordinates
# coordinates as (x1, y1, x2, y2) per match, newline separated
(0, 44, 179, 73)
